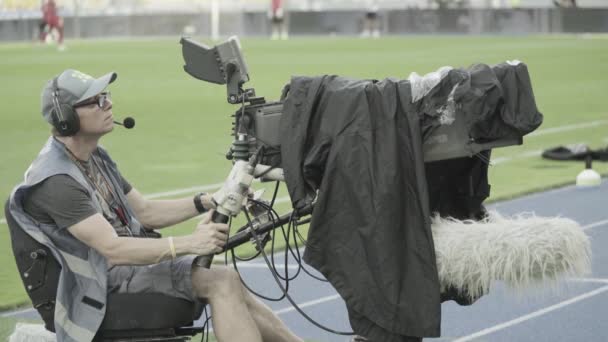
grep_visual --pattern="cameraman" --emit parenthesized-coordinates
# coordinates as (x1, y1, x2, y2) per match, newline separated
(8, 69, 302, 342)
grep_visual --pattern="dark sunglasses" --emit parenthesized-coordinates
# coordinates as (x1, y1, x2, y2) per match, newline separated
(74, 92, 111, 109)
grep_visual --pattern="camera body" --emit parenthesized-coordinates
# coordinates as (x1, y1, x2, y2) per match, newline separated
(230, 99, 284, 167)
(180, 36, 523, 167)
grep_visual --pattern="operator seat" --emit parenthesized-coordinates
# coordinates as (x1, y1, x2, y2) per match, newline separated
(4, 200, 206, 341)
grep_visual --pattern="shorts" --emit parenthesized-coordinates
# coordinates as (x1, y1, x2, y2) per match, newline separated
(365, 12, 378, 20)
(107, 255, 198, 302)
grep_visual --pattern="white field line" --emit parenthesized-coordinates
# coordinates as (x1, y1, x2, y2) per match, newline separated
(274, 294, 342, 315)
(0, 307, 37, 318)
(144, 183, 225, 199)
(452, 284, 608, 342)
(0, 119, 605, 224)
(569, 277, 608, 284)
(491, 149, 543, 165)
(527, 120, 607, 137)
(496, 182, 579, 204)
(582, 219, 608, 231)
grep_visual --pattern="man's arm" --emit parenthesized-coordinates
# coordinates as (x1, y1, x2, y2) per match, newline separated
(68, 211, 228, 266)
(126, 188, 215, 230)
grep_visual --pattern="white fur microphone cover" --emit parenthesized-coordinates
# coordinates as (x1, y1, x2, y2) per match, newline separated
(432, 212, 591, 299)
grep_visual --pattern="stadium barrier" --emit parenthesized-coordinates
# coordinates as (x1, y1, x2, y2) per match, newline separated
(1, 8, 607, 42)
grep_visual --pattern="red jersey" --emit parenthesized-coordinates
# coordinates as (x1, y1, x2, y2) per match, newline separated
(271, 0, 283, 16)
(42, 0, 59, 24)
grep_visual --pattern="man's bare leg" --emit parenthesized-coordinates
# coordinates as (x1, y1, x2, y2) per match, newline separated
(191, 266, 262, 342)
(241, 285, 304, 342)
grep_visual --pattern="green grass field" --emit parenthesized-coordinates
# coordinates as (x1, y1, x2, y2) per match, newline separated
(0, 35, 606, 334)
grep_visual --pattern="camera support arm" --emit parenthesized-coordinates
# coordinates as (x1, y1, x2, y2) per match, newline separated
(195, 135, 260, 268)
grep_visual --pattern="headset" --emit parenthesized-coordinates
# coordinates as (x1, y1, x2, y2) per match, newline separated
(50, 76, 80, 136)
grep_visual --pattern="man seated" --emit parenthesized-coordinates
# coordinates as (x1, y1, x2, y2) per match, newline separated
(8, 69, 303, 342)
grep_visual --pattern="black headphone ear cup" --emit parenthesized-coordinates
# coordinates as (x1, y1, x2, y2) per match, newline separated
(53, 104, 80, 136)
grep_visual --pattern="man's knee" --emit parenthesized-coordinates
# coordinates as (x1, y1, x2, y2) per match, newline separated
(192, 266, 243, 299)
(214, 267, 241, 288)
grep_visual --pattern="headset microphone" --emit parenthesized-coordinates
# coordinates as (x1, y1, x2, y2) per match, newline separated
(114, 117, 135, 129)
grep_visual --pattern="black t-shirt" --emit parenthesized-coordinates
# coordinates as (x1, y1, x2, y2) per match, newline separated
(23, 171, 132, 231)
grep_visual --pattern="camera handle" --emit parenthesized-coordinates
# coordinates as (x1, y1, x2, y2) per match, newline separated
(196, 137, 258, 268)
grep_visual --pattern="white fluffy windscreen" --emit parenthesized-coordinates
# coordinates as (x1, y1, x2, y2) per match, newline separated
(432, 211, 591, 299)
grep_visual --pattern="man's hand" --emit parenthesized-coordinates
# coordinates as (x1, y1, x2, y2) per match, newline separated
(189, 210, 229, 255)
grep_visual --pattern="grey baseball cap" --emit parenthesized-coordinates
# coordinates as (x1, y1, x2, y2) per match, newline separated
(41, 69, 117, 123)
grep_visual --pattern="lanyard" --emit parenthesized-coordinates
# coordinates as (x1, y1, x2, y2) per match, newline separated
(64, 147, 130, 227)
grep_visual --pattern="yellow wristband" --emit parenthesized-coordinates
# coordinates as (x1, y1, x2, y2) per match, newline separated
(168, 237, 176, 259)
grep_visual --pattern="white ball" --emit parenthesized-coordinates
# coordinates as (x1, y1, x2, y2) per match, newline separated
(576, 169, 601, 187)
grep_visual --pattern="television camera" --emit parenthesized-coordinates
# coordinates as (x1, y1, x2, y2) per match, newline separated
(180, 36, 523, 171)
(179, 42, 587, 340)
(179, 35, 524, 259)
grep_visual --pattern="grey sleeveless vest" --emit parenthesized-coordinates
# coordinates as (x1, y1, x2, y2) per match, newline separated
(8, 136, 144, 342)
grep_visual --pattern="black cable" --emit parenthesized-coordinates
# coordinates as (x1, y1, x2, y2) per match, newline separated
(284, 212, 301, 261)
(269, 212, 292, 282)
(292, 220, 328, 282)
(271, 211, 302, 282)
(269, 181, 280, 208)
(255, 200, 297, 283)
(249, 220, 354, 336)
(235, 197, 310, 280)
(233, 250, 262, 262)
(226, 189, 350, 335)
(231, 216, 263, 262)
(295, 226, 308, 246)
(252, 197, 325, 283)
(225, 198, 278, 263)
(200, 305, 211, 342)
(229, 209, 288, 301)
(242, 208, 352, 335)
(248, 198, 303, 282)
(261, 202, 314, 284)
(261, 199, 304, 266)
(245, 209, 293, 299)
(230, 248, 287, 302)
